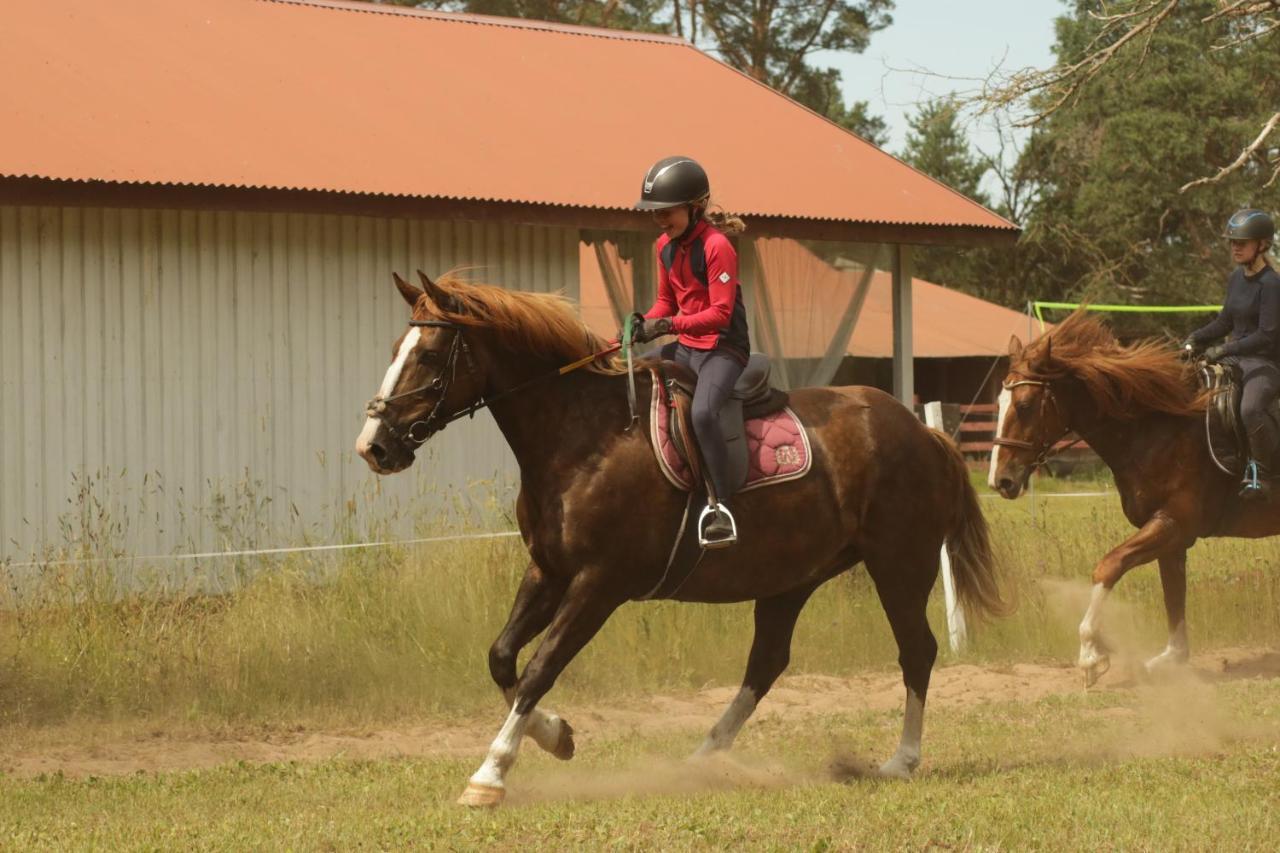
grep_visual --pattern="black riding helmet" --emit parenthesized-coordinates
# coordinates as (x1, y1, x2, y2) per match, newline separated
(1223, 208, 1275, 242)
(636, 156, 710, 211)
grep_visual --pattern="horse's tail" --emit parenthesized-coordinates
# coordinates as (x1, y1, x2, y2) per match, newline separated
(928, 429, 1011, 621)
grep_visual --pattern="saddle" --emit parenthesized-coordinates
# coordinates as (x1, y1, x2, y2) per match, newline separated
(1201, 362, 1280, 477)
(649, 353, 812, 495)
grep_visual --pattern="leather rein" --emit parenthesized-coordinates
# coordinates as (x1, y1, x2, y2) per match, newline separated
(363, 319, 627, 448)
(991, 377, 1085, 470)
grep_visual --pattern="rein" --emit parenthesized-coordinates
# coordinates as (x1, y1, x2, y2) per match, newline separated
(364, 319, 627, 447)
(992, 377, 1085, 470)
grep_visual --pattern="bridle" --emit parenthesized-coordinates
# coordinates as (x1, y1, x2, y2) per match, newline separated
(363, 319, 478, 447)
(992, 376, 1084, 470)
(363, 318, 629, 450)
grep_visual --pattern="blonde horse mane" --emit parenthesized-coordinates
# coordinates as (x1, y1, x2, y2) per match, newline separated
(1011, 309, 1207, 419)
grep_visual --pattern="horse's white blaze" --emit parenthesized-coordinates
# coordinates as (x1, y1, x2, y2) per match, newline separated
(355, 327, 421, 455)
(469, 706, 530, 789)
(987, 387, 1013, 489)
(880, 687, 924, 778)
(696, 687, 758, 754)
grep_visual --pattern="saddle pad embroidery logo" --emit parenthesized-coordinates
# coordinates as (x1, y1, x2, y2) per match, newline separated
(774, 445, 801, 467)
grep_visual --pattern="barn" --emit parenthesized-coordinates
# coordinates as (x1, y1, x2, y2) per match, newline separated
(0, 0, 1018, 558)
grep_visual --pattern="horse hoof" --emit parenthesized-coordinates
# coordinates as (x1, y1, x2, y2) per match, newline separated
(1144, 650, 1188, 676)
(457, 782, 505, 808)
(878, 754, 918, 780)
(1081, 656, 1110, 688)
(551, 720, 575, 761)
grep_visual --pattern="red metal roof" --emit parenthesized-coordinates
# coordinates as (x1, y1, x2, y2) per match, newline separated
(1, 0, 1016, 232)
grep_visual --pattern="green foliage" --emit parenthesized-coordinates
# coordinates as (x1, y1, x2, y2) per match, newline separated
(695, 0, 894, 144)
(1013, 0, 1279, 324)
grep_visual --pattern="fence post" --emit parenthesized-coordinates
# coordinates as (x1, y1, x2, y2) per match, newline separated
(923, 400, 968, 653)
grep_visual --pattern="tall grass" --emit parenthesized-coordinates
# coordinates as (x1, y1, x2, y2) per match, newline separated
(2, 477, 1280, 729)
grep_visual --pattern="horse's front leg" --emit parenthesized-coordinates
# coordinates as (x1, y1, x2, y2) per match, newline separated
(489, 561, 576, 760)
(459, 569, 623, 808)
(1078, 511, 1184, 686)
(1144, 549, 1190, 674)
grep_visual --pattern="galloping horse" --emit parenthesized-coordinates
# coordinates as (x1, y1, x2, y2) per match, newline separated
(356, 272, 1005, 806)
(988, 310, 1262, 686)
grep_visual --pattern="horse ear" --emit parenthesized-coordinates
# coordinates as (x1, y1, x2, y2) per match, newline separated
(1008, 335, 1024, 357)
(417, 270, 451, 307)
(393, 272, 423, 309)
(1042, 337, 1053, 364)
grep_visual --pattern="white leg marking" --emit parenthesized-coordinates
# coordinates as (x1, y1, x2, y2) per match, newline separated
(695, 687, 758, 755)
(879, 687, 924, 779)
(1078, 582, 1111, 672)
(468, 706, 530, 790)
(502, 689, 570, 757)
(987, 387, 1012, 490)
(355, 327, 421, 456)
(1145, 620, 1190, 673)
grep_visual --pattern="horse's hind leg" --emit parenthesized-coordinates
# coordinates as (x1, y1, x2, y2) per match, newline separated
(1145, 549, 1190, 674)
(867, 550, 939, 780)
(489, 561, 575, 760)
(695, 583, 818, 756)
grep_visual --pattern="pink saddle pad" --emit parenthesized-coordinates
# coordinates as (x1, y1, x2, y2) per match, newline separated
(651, 382, 812, 493)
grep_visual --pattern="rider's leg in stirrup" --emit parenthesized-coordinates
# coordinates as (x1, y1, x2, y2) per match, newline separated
(690, 350, 745, 547)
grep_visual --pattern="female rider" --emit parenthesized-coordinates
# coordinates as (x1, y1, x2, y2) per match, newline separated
(630, 156, 750, 547)
(1185, 208, 1280, 501)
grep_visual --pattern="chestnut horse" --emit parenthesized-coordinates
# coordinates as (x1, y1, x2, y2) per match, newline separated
(987, 310, 1266, 686)
(356, 272, 1005, 806)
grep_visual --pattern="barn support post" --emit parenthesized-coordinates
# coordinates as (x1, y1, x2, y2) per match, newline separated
(891, 244, 914, 406)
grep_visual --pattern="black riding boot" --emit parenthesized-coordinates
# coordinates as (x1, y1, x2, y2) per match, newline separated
(1240, 427, 1272, 501)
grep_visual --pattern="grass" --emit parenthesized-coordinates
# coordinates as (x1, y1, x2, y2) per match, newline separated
(5, 677, 1280, 850)
(1, 474, 1280, 730)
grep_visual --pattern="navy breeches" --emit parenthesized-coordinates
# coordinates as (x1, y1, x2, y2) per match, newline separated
(660, 342, 745, 501)
(1238, 356, 1280, 463)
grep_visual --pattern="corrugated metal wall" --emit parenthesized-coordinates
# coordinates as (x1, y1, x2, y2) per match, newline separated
(0, 206, 579, 559)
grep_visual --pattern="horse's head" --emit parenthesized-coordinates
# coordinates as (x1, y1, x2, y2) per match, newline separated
(355, 272, 487, 475)
(988, 333, 1073, 499)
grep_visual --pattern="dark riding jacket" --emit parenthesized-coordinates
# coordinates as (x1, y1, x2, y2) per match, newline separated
(1190, 264, 1280, 360)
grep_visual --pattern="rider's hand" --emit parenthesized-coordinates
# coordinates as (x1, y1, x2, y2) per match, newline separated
(1204, 344, 1228, 363)
(634, 316, 674, 344)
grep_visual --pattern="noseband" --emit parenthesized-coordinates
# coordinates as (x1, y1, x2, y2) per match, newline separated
(364, 319, 478, 447)
(992, 377, 1081, 469)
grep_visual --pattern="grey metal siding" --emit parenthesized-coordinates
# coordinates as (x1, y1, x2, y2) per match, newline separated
(0, 206, 580, 559)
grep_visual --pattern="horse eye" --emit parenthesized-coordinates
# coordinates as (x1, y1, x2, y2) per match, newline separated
(1014, 400, 1033, 415)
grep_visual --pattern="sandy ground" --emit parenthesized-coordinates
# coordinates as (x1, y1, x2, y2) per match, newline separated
(4, 647, 1278, 780)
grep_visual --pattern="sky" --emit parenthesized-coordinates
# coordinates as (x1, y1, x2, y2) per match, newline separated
(822, 0, 1066, 161)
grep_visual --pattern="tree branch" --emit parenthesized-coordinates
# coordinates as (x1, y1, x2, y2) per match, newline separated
(1180, 111, 1280, 192)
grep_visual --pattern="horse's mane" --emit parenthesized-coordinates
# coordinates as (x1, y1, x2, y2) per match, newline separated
(414, 274, 624, 376)
(1013, 309, 1207, 419)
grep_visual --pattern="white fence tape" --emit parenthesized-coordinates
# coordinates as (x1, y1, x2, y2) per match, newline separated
(4, 530, 523, 570)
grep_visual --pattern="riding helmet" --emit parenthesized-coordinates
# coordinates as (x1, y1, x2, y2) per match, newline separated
(1223, 208, 1275, 242)
(636, 156, 710, 210)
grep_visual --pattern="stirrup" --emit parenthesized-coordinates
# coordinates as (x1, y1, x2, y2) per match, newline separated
(1240, 460, 1270, 500)
(697, 502, 738, 550)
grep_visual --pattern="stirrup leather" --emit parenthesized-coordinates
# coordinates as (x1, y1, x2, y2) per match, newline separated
(697, 503, 738, 549)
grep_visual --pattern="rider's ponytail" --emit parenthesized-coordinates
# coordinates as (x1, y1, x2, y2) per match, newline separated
(697, 195, 746, 235)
